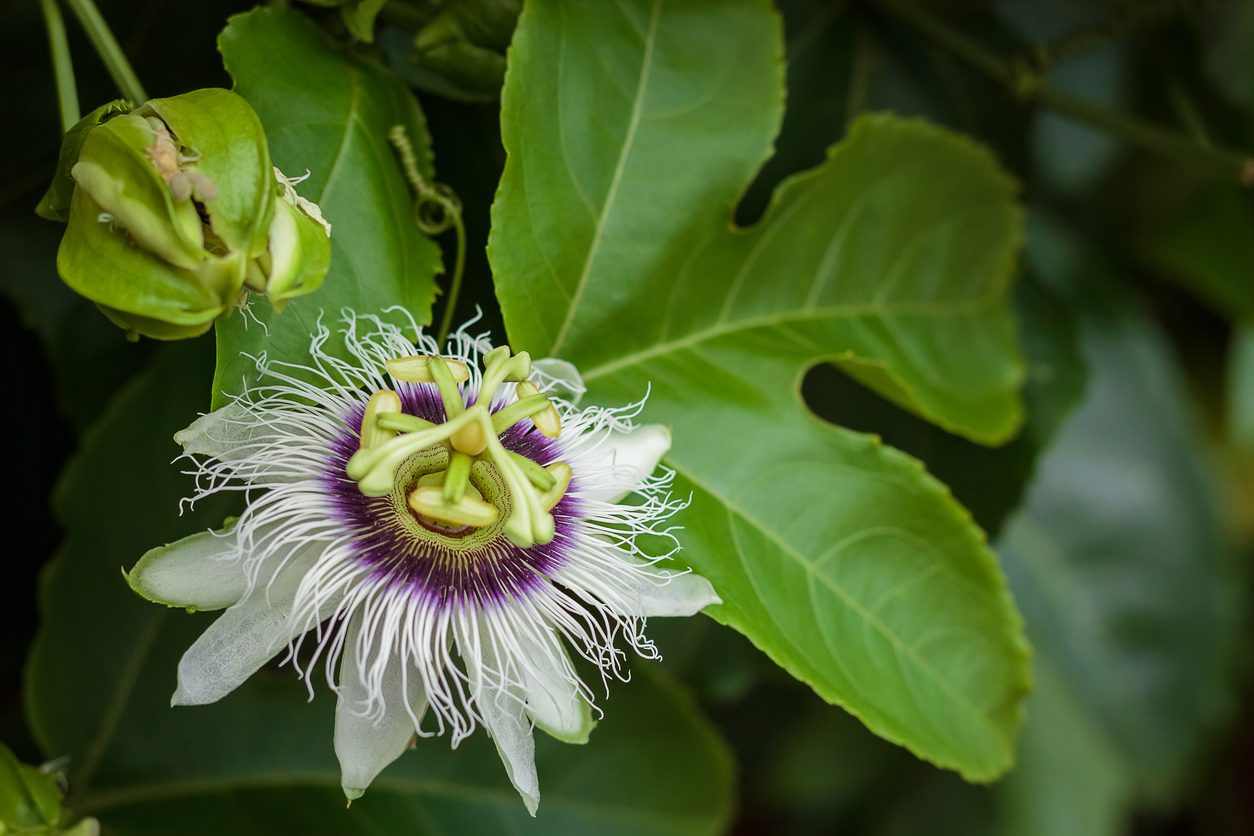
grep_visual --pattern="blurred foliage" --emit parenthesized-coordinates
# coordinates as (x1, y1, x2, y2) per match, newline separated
(4, 0, 1254, 834)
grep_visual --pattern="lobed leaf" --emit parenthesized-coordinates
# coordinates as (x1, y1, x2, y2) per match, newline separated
(489, 0, 1031, 779)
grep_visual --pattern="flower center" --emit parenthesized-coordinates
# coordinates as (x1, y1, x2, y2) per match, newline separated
(346, 346, 572, 549)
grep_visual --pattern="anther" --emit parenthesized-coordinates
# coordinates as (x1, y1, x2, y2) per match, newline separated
(539, 462, 573, 511)
(360, 390, 402, 449)
(408, 486, 498, 528)
(514, 380, 561, 438)
(386, 356, 470, 384)
(490, 393, 554, 435)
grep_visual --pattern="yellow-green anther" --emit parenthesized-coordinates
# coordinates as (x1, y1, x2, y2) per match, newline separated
(408, 486, 498, 528)
(427, 355, 466, 420)
(375, 413, 437, 433)
(386, 355, 470, 385)
(539, 462, 573, 511)
(360, 389, 402, 450)
(514, 380, 561, 438)
(443, 451, 472, 504)
(508, 450, 558, 492)
(491, 394, 553, 435)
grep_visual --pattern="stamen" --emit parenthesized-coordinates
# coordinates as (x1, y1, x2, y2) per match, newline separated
(408, 486, 498, 528)
(475, 409, 554, 547)
(387, 355, 470, 384)
(490, 393, 554, 435)
(360, 390, 403, 449)
(345, 344, 573, 547)
(514, 380, 561, 438)
(539, 462, 573, 511)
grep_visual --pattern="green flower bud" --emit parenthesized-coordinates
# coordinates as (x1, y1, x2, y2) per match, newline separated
(42, 88, 332, 340)
(255, 169, 332, 307)
(71, 113, 206, 268)
(36, 99, 131, 223)
(142, 89, 273, 257)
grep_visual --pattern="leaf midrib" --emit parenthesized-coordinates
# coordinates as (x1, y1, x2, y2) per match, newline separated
(582, 293, 999, 382)
(549, 0, 663, 354)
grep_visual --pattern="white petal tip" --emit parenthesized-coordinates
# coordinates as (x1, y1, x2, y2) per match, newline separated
(523, 794, 539, 817)
(171, 673, 225, 707)
(342, 786, 365, 802)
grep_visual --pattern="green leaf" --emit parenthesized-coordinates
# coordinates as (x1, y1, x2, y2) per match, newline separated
(26, 346, 733, 835)
(490, 4, 1023, 443)
(213, 7, 442, 407)
(489, 0, 1030, 779)
(996, 300, 1239, 802)
(340, 0, 387, 43)
(802, 274, 1087, 536)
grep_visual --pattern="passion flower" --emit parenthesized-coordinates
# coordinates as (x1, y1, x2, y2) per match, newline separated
(127, 313, 718, 813)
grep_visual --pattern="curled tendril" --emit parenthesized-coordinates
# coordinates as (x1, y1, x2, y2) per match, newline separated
(388, 123, 468, 343)
(388, 124, 462, 234)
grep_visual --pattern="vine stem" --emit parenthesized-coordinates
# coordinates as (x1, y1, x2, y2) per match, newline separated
(876, 0, 1254, 187)
(435, 205, 467, 346)
(40, 0, 80, 132)
(63, 0, 148, 104)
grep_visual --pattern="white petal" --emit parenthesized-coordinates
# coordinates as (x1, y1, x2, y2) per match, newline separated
(557, 543, 721, 618)
(127, 527, 246, 611)
(174, 402, 298, 481)
(570, 423, 670, 503)
(335, 615, 428, 800)
(470, 638, 540, 816)
(628, 570, 721, 616)
(518, 632, 592, 744)
(174, 402, 257, 459)
(532, 358, 585, 404)
(172, 545, 332, 706)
